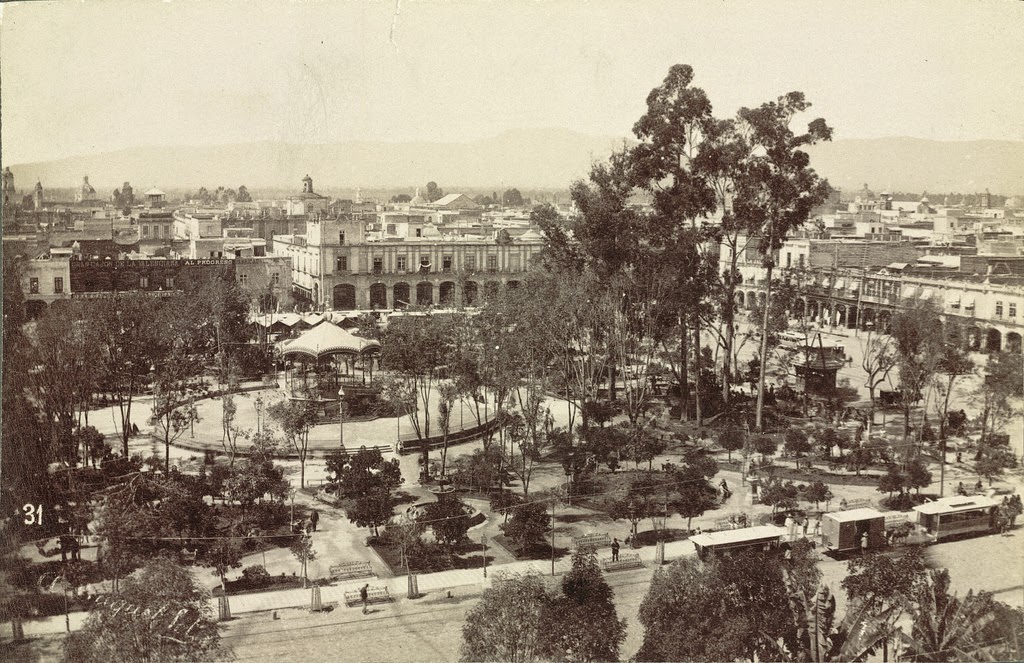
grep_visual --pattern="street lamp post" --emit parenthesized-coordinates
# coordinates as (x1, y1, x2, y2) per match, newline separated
(338, 386, 346, 454)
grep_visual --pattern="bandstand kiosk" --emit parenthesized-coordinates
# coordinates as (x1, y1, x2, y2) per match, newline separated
(279, 322, 380, 414)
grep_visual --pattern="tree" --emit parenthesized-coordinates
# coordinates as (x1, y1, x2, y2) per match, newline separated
(877, 463, 908, 501)
(499, 502, 550, 554)
(204, 538, 244, 592)
(64, 555, 229, 662)
(904, 570, 996, 662)
(784, 428, 812, 469)
(637, 551, 795, 662)
(436, 382, 458, 476)
(975, 438, 1016, 485)
(424, 497, 470, 551)
(425, 181, 444, 202)
(804, 480, 832, 511)
(502, 188, 524, 207)
(842, 546, 928, 659)
(753, 435, 778, 463)
(334, 447, 404, 537)
(543, 549, 626, 662)
(267, 399, 318, 488)
(289, 533, 316, 587)
(719, 426, 745, 461)
(905, 458, 932, 495)
(92, 294, 172, 456)
(859, 328, 898, 409)
(390, 193, 412, 203)
(381, 314, 456, 479)
(460, 573, 551, 663)
(236, 185, 252, 202)
(974, 351, 1024, 454)
(889, 299, 944, 441)
(150, 349, 205, 473)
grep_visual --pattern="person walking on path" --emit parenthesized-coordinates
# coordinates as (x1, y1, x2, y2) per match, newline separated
(611, 538, 620, 562)
(360, 584, 369, 614)
(310, 509, 319, 532)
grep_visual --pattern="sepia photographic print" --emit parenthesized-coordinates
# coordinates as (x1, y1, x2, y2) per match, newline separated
(1, 1, 1023, 661)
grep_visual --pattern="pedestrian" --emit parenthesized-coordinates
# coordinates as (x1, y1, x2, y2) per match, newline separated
(310, 509, 319, 532)
(719, 479, 731, 500)
(802, 518, 810, 537)
(839, 498, 848, 511)
(611, 538, 620, 562)
(975, 480, 983, 494)
(360, 583, 369, 614)
(957, 482, 966, 496)
(860, 531, 869, 555)
(956, 451, 962, 464)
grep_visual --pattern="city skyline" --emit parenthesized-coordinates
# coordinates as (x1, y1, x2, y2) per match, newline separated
(2, 0, 1024, 167)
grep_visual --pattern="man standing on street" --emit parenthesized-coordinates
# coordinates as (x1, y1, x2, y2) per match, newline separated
(360, 583, 369, 614)
(611, 538, 620, 562)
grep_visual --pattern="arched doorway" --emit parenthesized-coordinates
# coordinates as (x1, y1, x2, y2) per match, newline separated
(416, 281, 434, 306)
(439, 281, 455, 306)
(746, 291, 757, 309)
(986, 328, 1002, 353)
(836, 305, 846, 328)
(967, 326, 981, 351)
(369, 283, 388, 309)
(795, 298, 807, 319)
(464, 281, 479, 306)
(484, 281, 500, 300)
(735, 292, 745, 307)
(333, 284, 356, 310)
(1006, 332, 1022, 354)
(393, 282, 410, 309)
(808, 300, 820, 320)
(756, 292, 766, 309)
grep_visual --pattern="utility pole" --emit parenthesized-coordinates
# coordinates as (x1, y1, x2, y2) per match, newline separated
(550, 498, 555, 576)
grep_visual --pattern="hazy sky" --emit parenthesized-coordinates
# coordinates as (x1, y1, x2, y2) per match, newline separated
(2, 0, 1023, 164)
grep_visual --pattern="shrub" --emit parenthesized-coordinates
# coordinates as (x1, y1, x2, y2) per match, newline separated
(240, 565, 271, 588)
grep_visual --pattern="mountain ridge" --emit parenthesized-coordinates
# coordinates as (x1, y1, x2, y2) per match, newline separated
(4, 131, 1022, 196)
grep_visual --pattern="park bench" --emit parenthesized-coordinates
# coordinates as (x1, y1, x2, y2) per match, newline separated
(837, 498, 872, 511)
(344, 586, 392, 607)
(329, 561, 374, 581)
(572, 533, 611, 551)
(600, 552, 642, 572)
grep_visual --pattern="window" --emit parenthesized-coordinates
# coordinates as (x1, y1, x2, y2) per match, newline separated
(415, 228, 422, 238)
(165, 277, 174, 289)
(442, 256, 452, 272)
(337, 256, 348, 272)
(387, 224, 397, 235)
(798, 254, 805, 268)
(396, 256, 407, 272)
(239, 274, 248, 285)
(465, 255, 476, 271)
(339, 231, 346, 245)
(420, 256, 431, 273)
(139, 276, 149, 288)
(142, 225, 150, 238)
(995, 301, 1003, 317)
(373, 257, 383, 273)
(53, 277, 63, 293)
(487, 255, 497, 271)
(786, 252, 792, 268)
(29, 277, 39, 294)
(1010, 303, 1017, 318)
(271, 272, 280, 285)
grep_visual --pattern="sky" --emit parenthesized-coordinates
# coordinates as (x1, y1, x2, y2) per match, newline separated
(2, 0, 1023, 165)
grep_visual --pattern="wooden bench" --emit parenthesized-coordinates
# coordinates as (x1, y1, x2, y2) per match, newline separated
(344, 586, 392, 607)
(329, 561, 374, 580)
(600, 552, 642, 572)
(572, 533, 611, 551)
(837, 498, 872, 511)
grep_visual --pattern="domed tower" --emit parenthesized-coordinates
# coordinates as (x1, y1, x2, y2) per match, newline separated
(302, 174, 314, 194)
(33, 181, 43, 210)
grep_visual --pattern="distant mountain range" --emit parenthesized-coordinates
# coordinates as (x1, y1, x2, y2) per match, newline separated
(5, 131, 1023, 196)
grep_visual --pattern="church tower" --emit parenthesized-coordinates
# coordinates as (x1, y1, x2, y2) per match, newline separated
(2, 167, 16, 210)
(33, 181, 43, 210)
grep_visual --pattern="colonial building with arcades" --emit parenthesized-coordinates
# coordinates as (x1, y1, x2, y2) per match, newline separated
(272, 212, 544, 311)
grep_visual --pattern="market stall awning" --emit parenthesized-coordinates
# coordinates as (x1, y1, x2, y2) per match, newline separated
(281, 322, 380, 358)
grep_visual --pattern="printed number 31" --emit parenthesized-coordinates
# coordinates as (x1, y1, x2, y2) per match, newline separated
(23, 504, 43, 525)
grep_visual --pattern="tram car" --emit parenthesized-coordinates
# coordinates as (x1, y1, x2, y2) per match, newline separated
(913, 495, 1000, 541)
(690, 525, 787, 560)
(821, 507, 886, 554)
